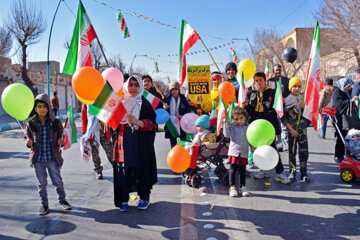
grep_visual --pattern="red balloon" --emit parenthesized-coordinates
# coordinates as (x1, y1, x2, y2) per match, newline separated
(218, 82, 235, 103)
(72, 67, 105, 102)
(167, 144, 191, 173)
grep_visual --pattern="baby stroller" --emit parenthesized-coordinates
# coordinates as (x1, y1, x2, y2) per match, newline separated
(323, 107, 360, 183)
(184, 136, 230, 188)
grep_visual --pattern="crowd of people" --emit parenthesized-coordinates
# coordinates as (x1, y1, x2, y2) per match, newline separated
(24, 63, 360, 215)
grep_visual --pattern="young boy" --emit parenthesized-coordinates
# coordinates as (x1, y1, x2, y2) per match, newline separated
(282, 77, 310, 182)
(25, 93, 72, 215)
(192, 115, 216, 145)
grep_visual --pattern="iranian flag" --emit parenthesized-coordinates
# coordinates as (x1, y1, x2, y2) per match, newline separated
(231, 48, 237, 63)
(317, 113, 323, 130)
(238, 71, 246, 106)
(154, 61, 159, 73)
(166, 116, 180, 138)
(178, 19, 200, 87)
(217, 95, 227, 135)
(117, 11, 130, 38)
(63, 1, 97, 75)
(303, 21, 321, 130)
(209, 103, 217, 128)
(88, 82, 127, 129)
(265, 60, 269, 80)
(227, 101, 235, 123)
(273, 77, 284, 118)
(63, 104, 77, 150)
(143, 90, 160, 109)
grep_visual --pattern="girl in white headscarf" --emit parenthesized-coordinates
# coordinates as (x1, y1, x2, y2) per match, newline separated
(113, 75, 158, 212)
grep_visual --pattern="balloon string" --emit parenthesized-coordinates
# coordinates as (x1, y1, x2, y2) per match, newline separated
(16, 119, 27, 137)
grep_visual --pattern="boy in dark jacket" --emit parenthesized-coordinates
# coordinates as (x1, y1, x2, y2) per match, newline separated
(25, 93, 71, 215)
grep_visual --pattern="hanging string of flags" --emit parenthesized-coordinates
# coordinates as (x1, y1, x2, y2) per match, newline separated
(154, 61, 159, 73)
(116, 12, 130, 38)
(167, 41, 235, 57)
(231, 47, 237, 63)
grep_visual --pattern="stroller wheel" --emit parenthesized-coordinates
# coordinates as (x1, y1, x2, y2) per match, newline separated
(185, 175, 192, 186)
(340, 168, 355, 183)
(221, 172, 230, 186)
(214, 166, 222, 178)
(191, 174, 202, 188)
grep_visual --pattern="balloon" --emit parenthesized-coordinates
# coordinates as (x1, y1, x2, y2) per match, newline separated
(167, 144, 191, 173)
(238, 59, 256, 81)
(253, 145, 279, 170)
(76, 94, 94, 104)
(246, 119, 275, 147)
(72, 67, 105, 102)
(102, 68, 124, 92)
(218, 82, 235, 103)
(1, 83, 34, 121)
(155, 109, 170, 124)
(282, 47, 298, 63)
(180, 113, 199, 133)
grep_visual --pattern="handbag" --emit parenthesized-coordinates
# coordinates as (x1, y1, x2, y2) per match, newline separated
(341, 103, 360, 130)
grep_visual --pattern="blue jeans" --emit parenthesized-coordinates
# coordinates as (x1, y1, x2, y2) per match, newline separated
(320, 114, 329, 138)
(34, 160, 66, 206)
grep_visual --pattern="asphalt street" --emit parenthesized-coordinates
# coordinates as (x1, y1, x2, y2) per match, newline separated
(0, 121, 359, 240)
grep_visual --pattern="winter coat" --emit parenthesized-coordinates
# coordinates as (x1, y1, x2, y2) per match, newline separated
(223, 122, 249, 158)
(268, 76, 291, 98)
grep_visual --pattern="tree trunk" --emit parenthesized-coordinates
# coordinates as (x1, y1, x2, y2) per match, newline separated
(21, 44, 37, 95)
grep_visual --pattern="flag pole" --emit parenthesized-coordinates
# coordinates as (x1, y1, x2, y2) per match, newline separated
(95, 37, 110, 67)
(198, 37, 222, 74)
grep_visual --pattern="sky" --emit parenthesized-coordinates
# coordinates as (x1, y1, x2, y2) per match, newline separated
(0, 0, 322, 84)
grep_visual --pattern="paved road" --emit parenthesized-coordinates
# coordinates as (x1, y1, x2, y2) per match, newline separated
(0, 122, 359, 240)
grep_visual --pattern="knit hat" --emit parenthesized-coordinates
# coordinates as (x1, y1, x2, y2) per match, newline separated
(289, 77, 302, 91)
(225, 62, 237, 74)
(169, 81, 180, 90)
(195, 115, 210, 129)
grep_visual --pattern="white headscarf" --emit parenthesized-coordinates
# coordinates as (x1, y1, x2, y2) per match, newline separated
(121, 75, 144, 125)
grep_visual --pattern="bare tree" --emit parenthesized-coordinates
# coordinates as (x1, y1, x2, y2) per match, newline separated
(108, 55, 126, 73)
(6, 0, 46, 94)
(0, 26, 12, 58)
(90, 42, 104, 71)
(316, 0, 360, 67)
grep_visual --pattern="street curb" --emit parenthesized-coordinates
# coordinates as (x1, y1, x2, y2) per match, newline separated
(0, 113, 81, 132)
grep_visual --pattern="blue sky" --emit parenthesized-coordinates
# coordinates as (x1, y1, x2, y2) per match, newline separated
(0, 0, 322, 83)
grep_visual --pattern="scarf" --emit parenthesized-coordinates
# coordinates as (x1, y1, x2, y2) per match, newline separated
(285, 94, 302, 113)
(337, 77, 354, 98)
(170, 96, 180, 116)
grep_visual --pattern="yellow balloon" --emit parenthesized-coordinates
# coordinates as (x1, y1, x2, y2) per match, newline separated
(76, 94, 94, 104)
(238, 59, 256, 81)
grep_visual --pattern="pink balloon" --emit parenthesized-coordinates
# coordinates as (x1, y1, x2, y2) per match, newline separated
(102, 68, 124, 92)
(180, 113, 199, 133)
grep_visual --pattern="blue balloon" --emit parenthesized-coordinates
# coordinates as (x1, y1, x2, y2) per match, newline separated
(155, 109, 170, 124)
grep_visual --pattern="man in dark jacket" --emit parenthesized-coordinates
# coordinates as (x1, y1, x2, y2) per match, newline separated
(142, 75, 163, 109)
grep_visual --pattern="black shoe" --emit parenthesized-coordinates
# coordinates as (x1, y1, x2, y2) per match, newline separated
(301, 173, 311, 182)
(96, 172, 103, 180)
(39, 206, 49, 215)
(60, 200, 72, 210)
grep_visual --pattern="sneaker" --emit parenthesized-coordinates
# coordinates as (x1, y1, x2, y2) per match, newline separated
(275, 173, 291, 184)
(137, 199, 150, 210)
(240, 187, 250, 197)
(254, 170, 270, 179)
(301, 173, 311, 182)
(38, 206, 49, 215)
(96, 172, 103, 180)
(119, 202, 129, 212)
(288, 172, 296, 182)
(229, 186, 238, 197)
(59, 200, 72, 210)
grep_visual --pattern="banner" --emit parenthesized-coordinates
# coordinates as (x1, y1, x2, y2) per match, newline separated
(187, 65, 211, 104)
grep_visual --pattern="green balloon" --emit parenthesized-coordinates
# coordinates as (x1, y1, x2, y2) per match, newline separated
(246, 119, 275, 148)
(1, 83, 35, 121)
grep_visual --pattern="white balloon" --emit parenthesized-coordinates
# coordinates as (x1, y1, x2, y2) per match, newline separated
(253, 145, 279, 170)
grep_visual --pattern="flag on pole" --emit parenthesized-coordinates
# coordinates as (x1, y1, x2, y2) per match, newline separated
(117, 12, 130, 38)
(142, 90, 161, 109)
(227, 101, 235, 123)
(273, 77, 284, 118)
(63, 104, 77, 150)
(317, 113, 323, 130)
(178, 19, 200, 87)
(154, 61, 159, 73)
(231, 47, 237, 63)
(88, 82, 127, 129)
(265, 60, 269, 80)
(166, 116, 180, 138)
(303, 21, 321, 130)
(238, 71, 246, 106)
(217, 95, 227, 135)
(63, 0, 97, 75)
(209, 103, 217, 128)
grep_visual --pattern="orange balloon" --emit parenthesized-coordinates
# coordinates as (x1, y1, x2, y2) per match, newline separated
(116, 89, 124, 98)
(218, 81, 235, 103)
(167, 144, 191, 173)
(76, 94, 94, 104)
(72, 67, 105, 102)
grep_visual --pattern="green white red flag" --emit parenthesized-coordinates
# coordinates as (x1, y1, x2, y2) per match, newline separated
(303, 21, 321, 130)
(63, 104, 77, 150)
(178, 19, 200, 87)
(238, 71, 246, 106)
(63, 0, 97, 75)
(217, 95, 227, 135)
(166, 116, 180, 138)
(154, 61, 159, 73)
(231, 47, 237, 63)
(117, 12, 130, 38)
(265, 60, 269, 80)
(273, 77, 284, 118)
(88, 82, 127, 129)
(142, 90, 160, 109)
(227, 101, 235, 123)
(209, 103, 217, 128)
(317, 113, 323, 130)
